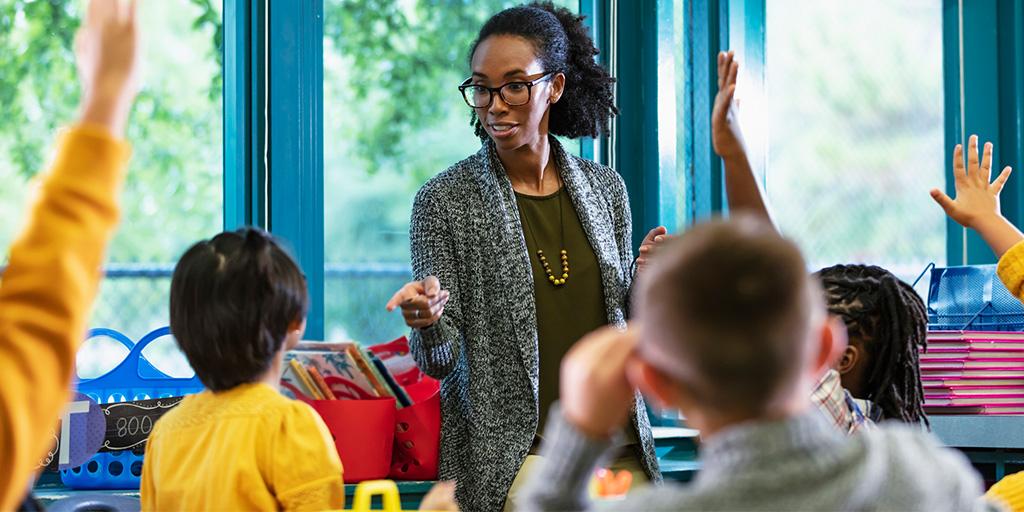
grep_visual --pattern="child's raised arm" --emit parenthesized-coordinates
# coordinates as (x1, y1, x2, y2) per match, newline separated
(930, 135, 1023, 258)
(0, 1, 137, 508)
(713, 51, 773, 225)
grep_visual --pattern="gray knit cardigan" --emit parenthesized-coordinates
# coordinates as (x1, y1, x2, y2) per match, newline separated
(408, 138, 662, 512)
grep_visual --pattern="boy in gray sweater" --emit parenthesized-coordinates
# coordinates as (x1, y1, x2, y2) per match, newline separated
(521, 216, 999, 511)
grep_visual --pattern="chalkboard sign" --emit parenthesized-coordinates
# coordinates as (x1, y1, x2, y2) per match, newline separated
(39, 396, 184, 473)
(101, 397, 183, 453)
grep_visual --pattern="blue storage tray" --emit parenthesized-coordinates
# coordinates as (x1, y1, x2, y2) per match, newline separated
(926, 264, 1024, 332)
(62, 327, 203, 490)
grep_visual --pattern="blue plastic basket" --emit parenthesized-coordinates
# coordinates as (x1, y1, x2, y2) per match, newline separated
(61, 327, 203, 490)
(925, 264, 1024, 332)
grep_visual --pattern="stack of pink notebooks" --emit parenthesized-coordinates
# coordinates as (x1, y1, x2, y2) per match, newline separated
(921, 331, 1024, 415)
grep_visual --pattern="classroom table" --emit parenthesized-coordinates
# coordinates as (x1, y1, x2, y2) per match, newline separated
(32, 429, 703, 509)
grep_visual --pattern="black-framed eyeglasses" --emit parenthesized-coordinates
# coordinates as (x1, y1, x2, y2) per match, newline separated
(458, 72, 556, 109)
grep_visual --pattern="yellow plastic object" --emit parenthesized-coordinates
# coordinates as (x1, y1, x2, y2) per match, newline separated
(349, 480, 403, 512)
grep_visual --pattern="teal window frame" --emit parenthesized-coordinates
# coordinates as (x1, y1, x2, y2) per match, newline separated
(224, 0, 326, 339)
(712, 0, 1024, 468)
(700, 0, 1024, 266)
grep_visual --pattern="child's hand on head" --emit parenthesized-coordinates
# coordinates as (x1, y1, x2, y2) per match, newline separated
(712, 50, 746, 160)
(931, 135, 1012, 230)
(560, 326, 638, 439)
(75, 0, 140, 137)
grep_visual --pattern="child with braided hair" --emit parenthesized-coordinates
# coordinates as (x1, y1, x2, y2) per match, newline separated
(711, 51, 929, 432)
(814, 264, 929, 426)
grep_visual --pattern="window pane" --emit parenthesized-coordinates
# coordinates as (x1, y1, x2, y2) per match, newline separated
(323, 1, 577, 343)
(763, 0, 944, 281)
(0, 1, 222, 374)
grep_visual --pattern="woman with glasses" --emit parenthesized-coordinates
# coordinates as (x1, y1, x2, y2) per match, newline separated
(386, 3, 663, 510)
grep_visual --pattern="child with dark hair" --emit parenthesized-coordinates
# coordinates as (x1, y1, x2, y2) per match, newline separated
(814, 264, 929, 425)
(711, 51, 928, 432)
(521, 215, 995, 511)
(140, 228, 345, 511)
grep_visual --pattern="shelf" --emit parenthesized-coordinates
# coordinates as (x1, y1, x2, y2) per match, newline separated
(929, 415, 1024, 449)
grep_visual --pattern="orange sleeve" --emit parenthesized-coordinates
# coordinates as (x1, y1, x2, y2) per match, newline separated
(0, 125, 129, 510)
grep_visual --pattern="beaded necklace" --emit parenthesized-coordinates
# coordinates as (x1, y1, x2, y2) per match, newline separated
(520, 177, 570, 287)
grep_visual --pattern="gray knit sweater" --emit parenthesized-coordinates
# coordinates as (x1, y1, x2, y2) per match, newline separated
(522, 405, 1000, 511)
(408, 138, 661, 512)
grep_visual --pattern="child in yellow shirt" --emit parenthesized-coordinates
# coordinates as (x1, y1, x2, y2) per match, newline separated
(140, 228, 345, 511)
(0, 1, 138, 509)
(931, 135, 1024, 511)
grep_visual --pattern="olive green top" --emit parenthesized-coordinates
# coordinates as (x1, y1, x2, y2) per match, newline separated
(515, 186, 608, 436)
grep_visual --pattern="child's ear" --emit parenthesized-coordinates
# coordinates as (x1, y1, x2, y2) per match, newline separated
(813, 315, 849, 377)
(284, 318, 307, 350)
(836, 345, 860, 375)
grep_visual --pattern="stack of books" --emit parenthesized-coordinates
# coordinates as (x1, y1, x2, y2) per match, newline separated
(281, 341, 413, 408)
(921, 331, 1024, 415)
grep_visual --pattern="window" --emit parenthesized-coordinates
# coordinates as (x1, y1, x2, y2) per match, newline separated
(761, 0, 945, 280)
(0, 1, 223, 377)
(322, 0, 577, 343)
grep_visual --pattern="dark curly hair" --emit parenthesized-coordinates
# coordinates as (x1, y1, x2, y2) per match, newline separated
(170, 228, 309, 391)
(815, 264, 929, 427)
(468, 1, 617, 139)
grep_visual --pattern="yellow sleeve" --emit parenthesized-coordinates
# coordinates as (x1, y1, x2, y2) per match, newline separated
(0, 125, 129, 511)
(986, 470, 1024, 512)
(271, 402, 346, 512)
(998, 240, 1024, 301)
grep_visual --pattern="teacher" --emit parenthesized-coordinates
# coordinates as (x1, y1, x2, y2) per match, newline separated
(386, 3, 663, 510)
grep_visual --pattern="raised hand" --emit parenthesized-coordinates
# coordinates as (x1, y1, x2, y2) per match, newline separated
(712, 50, 745, 160)
(559, 326, 638, 439)
(386, 276, 451, 329)
(931, 135, 1012, 229)
(931, 135, 1023, 258)
(76, 0, 140, 137)
(637, 226, 672, 275)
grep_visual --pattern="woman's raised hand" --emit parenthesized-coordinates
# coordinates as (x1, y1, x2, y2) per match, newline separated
(387, 276, 451, 329)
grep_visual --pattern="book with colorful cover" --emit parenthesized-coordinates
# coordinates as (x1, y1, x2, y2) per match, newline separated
(282, 341, 381, 400)
(369, 353, 412, 407)
(923, 404, 1024, 415)
(921, 376, 1024, 387)
(925, 346, 1024, 354)
(925, 396, 1024, 406)
(345, 344, 394, 400)
(928, 331, 1024, 341)
(920, 360, 1024, 370)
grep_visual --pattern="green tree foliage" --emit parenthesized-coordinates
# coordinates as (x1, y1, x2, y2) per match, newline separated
(0, 1, 224, 353)
(0, 0, 223, 262)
